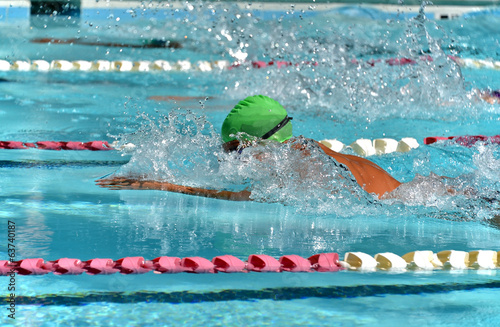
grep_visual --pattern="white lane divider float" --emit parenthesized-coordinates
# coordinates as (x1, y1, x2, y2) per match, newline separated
(1, 57, 499, 73)
(110, 138, 418, 157)
(110, 138, 419, 156)
(0, 59, 232, 72)
(319, 137, 419, 156)
(374, 252, 409, 271)
(340, 250, 499, 272)
(452, 57, 500, 70)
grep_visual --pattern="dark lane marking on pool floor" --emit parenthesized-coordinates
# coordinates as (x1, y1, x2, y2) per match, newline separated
(4, 280, 500, 306)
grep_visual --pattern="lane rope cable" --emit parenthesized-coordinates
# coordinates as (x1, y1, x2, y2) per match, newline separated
(1, 250, 498, 276)
(0, 136, 498, 156)
(0, 56, 499, 73)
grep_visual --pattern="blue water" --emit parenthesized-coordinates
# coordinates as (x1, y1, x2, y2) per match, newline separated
(1, 2, 500, 326)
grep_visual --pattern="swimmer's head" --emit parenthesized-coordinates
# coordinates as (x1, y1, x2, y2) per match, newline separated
(221, 95, 293, 144)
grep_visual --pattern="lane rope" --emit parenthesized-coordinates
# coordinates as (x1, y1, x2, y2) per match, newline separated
(320, 137, 419, 156)
(0, 136, 497, 155)
(0, 56, 499, 73)
(0, 138, 419, 156)
(322, 135, 500, 155)
(1, 250, 498, 276)
(424, 135, 500, 146)
(0, 141, 113, 151)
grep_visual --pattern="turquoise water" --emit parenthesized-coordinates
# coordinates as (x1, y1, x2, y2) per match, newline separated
(1, 2, 500, 326)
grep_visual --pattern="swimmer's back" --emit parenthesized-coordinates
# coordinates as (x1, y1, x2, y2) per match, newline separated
(316, 141, 401, 198)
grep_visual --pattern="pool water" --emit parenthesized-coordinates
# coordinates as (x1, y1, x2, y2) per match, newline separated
(1, 2, 500, 326)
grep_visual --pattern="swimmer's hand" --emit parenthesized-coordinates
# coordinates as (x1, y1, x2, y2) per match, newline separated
(96, 177, 251, 201)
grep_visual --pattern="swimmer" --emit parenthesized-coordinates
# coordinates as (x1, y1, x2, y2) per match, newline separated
(31, 37, 182, 49)
(98, 95, 405, 201)
(399, 82, 500, 105)
(474, 89, 500, 104)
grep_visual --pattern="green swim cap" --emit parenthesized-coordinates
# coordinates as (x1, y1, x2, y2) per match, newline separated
(221, 95, 293, 143)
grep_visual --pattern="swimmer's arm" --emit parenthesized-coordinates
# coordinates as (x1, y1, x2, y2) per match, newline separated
(96, 177, 252, 201)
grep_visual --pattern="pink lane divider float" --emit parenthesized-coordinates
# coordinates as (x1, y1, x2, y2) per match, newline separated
(280, 255, 314, 272)
(181, 257, 216, 274)
(424, 135, 500, 147)
(15, 258, 51, 275)
(152, 256, 185, 274)
(247, 254, 282, 272)
(84, 259, 120, 275)
(0, 261, 14, 275)
(235, 57, 429, 71)
(308, 253, 343, 272)
(0, 141, 28, 149)
(114, 257, 154, 274)
(0, 253, 343, 276)
(44, 258, 86, 275)
(351, 55, 433, 67)
(0, 141, 113, 151)
(212, 255, 247, 273)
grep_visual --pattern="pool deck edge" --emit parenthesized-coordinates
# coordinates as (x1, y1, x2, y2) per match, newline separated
(0, 0, 498, 22)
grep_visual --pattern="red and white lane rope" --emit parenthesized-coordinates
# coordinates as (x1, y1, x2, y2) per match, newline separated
(0, 136, 497, 155)
(0, 141, 113, 151)
(322, 135, 500, 156)
(0, 56, 498, 73)
(0, 138, 418, 156)
(319, 137, 419, 156)
(1, 250, 498, 276)
(424, 135, 500, 146)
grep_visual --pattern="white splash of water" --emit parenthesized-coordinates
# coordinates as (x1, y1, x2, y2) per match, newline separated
(473, 144, 500, 181)
(114, 110, 223, 187)
(112, 110, 375, 215)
